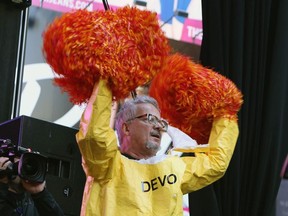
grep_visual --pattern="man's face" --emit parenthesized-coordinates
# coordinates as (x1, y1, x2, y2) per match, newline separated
(124, 103, 163, 159)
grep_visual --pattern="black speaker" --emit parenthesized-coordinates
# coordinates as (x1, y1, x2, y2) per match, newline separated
(0, 115, 85, 216)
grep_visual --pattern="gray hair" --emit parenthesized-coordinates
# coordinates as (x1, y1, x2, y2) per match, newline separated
(115, 95, 160, 144)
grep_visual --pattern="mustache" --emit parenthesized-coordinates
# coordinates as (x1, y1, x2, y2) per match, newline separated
(150, 130, 161, 138)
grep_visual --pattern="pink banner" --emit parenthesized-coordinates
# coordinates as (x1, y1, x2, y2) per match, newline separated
(32, 0, 112, 13)
(181, 18, 203, 45)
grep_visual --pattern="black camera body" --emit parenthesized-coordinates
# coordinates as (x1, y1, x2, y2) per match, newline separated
(0, 139, 48, 183)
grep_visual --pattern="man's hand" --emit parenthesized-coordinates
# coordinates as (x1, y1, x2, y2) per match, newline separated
(0, 157, 12, 170)
(0, 157, 12, 183)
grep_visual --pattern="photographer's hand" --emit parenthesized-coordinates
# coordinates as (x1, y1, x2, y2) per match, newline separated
(0, 157, 11, 170)
(0, 157, 12, 184)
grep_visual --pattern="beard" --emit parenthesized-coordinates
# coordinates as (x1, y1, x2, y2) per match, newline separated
(145, 141, 161, 152)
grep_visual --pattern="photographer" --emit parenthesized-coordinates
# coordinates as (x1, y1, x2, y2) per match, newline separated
(0, 156, 64, 216)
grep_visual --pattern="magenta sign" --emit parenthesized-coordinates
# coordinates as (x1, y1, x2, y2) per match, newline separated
(32, 0, 106, 12)
(181, 19, 202, 46)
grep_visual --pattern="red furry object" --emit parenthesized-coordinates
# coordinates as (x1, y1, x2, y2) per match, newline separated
(149, 53, 243, 144)
(42, 6, 170, 104)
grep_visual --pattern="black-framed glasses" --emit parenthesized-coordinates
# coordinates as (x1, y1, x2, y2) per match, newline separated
(127, 113, 168, 132)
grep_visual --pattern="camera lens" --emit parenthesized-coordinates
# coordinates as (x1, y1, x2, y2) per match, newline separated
(22, 158, 39, 175)
(18, 152, 48, 183)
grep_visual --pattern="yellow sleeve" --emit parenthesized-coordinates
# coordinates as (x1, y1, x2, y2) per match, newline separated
(181, 117, 239, 194)
(76, 80, 118, 181)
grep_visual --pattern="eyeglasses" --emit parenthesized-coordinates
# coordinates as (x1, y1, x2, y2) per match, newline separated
(127, 113, 168, 132)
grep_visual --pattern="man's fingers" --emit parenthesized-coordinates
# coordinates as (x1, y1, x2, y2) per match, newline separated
(0, 158, 12, 170)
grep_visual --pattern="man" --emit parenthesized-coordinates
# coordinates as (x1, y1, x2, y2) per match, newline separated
(0, 157, 64, 216)
(76, 79, 239, 215)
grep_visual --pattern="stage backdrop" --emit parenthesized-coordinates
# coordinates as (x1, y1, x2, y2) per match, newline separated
(31, 0, 203, 45)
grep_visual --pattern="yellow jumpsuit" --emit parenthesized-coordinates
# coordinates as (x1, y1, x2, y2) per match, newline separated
(76, 80, 239, 216)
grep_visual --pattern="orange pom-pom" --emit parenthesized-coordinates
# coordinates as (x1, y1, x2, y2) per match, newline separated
(42, 6, 170, 104)
(149, 53, 243, 144)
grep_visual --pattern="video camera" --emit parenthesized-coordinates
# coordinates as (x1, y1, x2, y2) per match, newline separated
(0, 139, 48, 183)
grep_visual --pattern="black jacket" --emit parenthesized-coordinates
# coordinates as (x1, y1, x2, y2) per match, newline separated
(0, 183, 64, 216)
